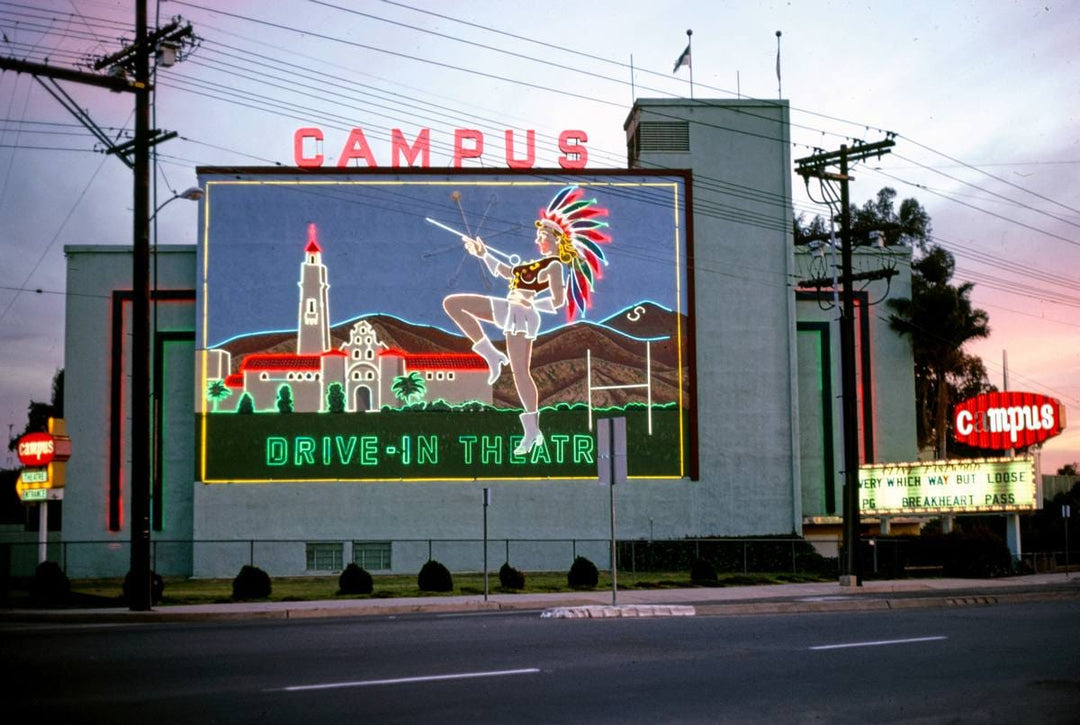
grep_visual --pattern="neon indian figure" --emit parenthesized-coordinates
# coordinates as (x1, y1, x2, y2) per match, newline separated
(442, 185, 611, 455)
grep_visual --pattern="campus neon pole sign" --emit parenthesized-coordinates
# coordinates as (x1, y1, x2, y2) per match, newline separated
(953, 391, 1066, 450)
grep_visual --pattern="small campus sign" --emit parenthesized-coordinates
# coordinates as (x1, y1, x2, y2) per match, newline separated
(17, 431, 56, 466)
(953, 391, 1065, 450)
(14, 419, 71, 500)
(858, 457, 1037, 515)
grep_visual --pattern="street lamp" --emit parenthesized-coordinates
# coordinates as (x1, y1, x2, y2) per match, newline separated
(151, 185, 203, 221)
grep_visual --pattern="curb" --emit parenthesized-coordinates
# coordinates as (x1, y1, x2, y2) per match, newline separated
(693, 588, 1080, 617)
(3, 583, 1077, 624)
(540, 604, 696, 619)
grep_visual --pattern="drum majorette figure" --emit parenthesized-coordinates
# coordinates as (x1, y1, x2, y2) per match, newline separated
(442, 185, 611, 455)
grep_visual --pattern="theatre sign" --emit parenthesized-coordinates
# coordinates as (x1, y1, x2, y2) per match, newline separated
(953, 391, 1065, 450)
(858, 457, 1037, 515)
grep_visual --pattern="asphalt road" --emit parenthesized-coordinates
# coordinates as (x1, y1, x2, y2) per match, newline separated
(5, 600, 1080, 723)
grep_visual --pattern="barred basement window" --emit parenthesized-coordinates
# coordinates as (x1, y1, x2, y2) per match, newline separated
(354, 541, 392, 571)
(306, 542, 343, 571)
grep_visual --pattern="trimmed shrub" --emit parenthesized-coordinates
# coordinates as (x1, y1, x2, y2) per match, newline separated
(568, 556, 599, 589)
(338, 563, 374, 595)
(689, 557, 718, 585)
(31, 561, 70, 607)
(417, 560, 454, 592)
(940, 529, 1013, 577)
(232, 565, 272, 600)
(123, 569, 165, 605)
(498, 562, 526, 590)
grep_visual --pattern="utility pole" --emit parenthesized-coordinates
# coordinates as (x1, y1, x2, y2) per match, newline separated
(2, 4, 195, 611)
(127, 0, 154, 613)
(796, 138, 895, 587)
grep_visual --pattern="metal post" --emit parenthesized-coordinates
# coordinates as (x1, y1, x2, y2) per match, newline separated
(610, 456, 617, 606)
(37, 502, 48, 564)
(1065, 504, 1071, 578)
(482, 488, 490, 602)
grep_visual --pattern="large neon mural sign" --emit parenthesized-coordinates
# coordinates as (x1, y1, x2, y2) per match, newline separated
(195, 170, 693, 483)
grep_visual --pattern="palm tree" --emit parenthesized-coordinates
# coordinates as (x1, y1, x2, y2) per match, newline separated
(391, 372, 426, 405)
(206, 379, 231, 412)
(888, 245, 990, 458)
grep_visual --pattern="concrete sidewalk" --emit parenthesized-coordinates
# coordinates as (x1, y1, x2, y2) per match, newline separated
(3, 572, 1078, 624)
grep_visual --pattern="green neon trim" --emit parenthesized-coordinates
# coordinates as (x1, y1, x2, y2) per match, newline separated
(481, 435, 502, 465)
(267, 436, 288, 465)
(359, 436, 378, 465)
(294, 436, 316, 465)
(417, 436, 437, 464)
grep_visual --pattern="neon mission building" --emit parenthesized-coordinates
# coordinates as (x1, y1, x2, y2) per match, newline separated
(200, 223, 492, 415)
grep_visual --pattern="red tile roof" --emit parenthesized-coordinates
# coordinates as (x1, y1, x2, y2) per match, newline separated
(380, 348, 486, 371)
(240, 354, 322, 371)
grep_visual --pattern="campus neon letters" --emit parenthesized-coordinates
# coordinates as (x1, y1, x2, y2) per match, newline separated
(953, 391, 1065, 449)
(293, 127, 590, 169)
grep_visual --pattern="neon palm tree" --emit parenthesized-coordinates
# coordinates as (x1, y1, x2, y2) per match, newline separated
(206, 379, 231, 412)
(391, 372, 426, 405)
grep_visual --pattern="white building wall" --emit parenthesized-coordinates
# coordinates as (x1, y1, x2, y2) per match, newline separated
(62, 245, 196, 577)
(625, 99, 801, 536)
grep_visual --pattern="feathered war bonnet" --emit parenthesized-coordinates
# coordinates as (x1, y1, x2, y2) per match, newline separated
(534, 185, 611, 320)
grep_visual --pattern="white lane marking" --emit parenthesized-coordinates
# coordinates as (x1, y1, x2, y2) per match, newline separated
(810, 635, 947, 651)
(273, 668, 541, 692)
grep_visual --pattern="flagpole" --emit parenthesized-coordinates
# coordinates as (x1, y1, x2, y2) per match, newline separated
(630, 54, 636, 104)
(775, 30, 782, 99)
(687, 29, 694, 100)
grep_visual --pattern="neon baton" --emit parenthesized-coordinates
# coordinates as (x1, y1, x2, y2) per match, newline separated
(425, 216, 516, 264)
(425, 217, 467, 238)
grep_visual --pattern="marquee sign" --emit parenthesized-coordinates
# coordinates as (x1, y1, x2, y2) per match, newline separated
(195, 170, 693, 483)
(953, 391, 1065, 450)
(859, 457, 1037, 515)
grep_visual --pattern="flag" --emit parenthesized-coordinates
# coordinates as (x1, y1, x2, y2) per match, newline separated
(673, 43, 691, 73)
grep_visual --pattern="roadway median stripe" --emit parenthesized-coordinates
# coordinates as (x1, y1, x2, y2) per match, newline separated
(809, 635, 947, 651)
(273, 668, 541, 692)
